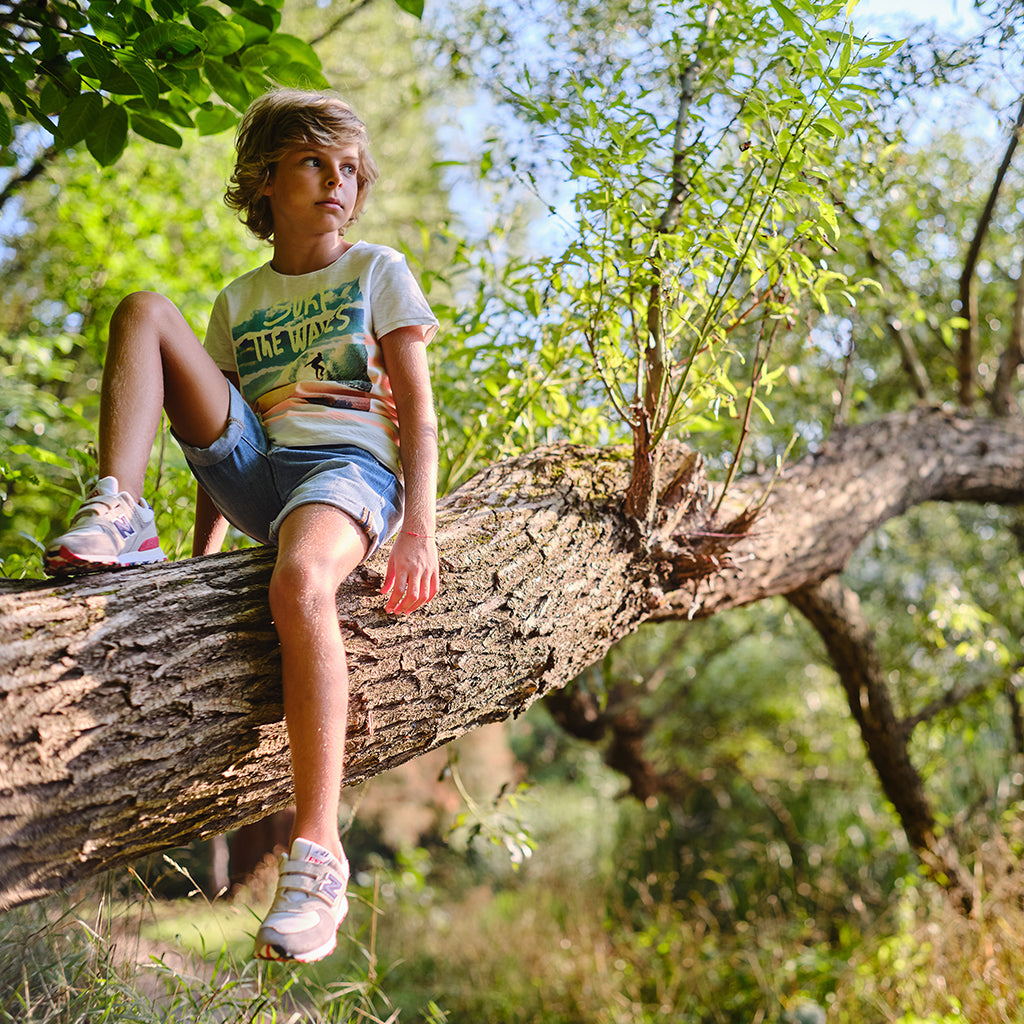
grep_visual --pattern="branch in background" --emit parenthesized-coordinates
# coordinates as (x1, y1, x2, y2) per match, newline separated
(990, 250, 1024, 417)
(787, 575, 974, 911)
(832, 317, 855, 429)
(1005, 670, 1024, 758)
(716, 298, 780, 507)
(901, 679, 993, 734)
(957, 96, 1024, 410)
(887, 316, 931, 401)
(544, 683, 692, 804)
(0, 147, 57, 214)
(831, 190, 933, 401)
(309, 0, 377, 47)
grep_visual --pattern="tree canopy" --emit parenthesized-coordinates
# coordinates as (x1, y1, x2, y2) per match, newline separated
(0, 0, 425, 167)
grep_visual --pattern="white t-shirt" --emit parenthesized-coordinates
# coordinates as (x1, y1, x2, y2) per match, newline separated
(204, 241, 438, 476)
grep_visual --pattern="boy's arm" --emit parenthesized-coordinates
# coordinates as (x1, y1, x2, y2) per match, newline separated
(191, 370, 237, 558)
(379, 324, 439, 615)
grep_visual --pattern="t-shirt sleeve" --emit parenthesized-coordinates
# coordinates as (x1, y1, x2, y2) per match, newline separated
(368, 249, 439, 343)
(203, 290, 238, 373)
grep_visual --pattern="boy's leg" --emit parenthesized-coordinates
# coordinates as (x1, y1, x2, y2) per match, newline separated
(256, 502, 369, 962)
(269, 502, 370, 857)
(46, 292, 232, 574)
(100, 291, 231, 498)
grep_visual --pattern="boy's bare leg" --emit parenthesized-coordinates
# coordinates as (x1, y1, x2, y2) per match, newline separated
(99, 291, 231, 497)
(269, 503, 370, 862)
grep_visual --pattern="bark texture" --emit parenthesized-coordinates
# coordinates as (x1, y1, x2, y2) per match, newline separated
(1, 407, 1023, 910)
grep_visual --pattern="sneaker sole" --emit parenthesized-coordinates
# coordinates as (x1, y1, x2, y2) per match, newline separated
(44, 546, 168, 576)
(254, 933, 339, 963)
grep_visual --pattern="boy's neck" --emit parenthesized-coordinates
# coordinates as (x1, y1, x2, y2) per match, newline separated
(270, 234, 354, 276)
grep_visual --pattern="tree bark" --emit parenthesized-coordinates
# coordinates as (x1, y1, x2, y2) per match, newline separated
(2, 407, 1023, 910)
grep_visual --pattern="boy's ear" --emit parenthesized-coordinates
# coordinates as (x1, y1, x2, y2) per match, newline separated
(263, 164, 276, 197)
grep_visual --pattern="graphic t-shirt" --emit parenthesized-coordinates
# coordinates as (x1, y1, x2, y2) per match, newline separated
(203, 241, 438, 476)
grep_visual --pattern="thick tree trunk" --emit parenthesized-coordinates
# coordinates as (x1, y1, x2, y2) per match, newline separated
(2, 407, 1023, 910)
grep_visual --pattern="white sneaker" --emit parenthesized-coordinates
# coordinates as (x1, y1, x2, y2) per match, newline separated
(44, 476, 166, 575)
(254, 838, 350, 963)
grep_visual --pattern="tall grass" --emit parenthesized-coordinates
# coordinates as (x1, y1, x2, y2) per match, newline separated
(0, 860, 448, 1024)
(3, 790, 1024, 1023)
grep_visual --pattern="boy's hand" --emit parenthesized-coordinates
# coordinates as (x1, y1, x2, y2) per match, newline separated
(381, 531, 439, 615)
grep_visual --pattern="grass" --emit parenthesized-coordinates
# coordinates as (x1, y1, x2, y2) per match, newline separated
(3, 787, 1024, 1023)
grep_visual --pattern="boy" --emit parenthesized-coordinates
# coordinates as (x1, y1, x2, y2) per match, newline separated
(44, 89, 440, 964)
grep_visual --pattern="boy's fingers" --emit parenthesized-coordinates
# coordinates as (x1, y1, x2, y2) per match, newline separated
(386, 575, 430, 615)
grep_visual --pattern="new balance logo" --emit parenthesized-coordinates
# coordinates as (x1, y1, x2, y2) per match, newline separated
(319, 874, 344, 901)
(113, 516, 135, 540)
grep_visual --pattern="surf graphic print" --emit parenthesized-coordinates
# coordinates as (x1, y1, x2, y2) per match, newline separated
(233, 277, 370, 409)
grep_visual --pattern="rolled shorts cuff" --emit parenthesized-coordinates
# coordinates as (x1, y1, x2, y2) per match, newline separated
(173, 385, 249, 467)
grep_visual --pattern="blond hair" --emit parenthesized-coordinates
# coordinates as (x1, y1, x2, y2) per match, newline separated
(225, 89, 379, 241)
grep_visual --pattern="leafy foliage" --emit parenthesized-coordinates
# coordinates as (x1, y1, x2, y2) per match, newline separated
(425, 0, 902, 499)
(0, 0, 330, 165)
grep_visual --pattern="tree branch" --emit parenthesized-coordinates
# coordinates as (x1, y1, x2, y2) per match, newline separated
(626, 4, 718, 525)
(991, 249, 1024, 417)
(3, 409, 1024, 908)
(830, 190, 932, 401)
(309, 0, 377, 47)
(0, 147, 58, 215)
(957, 96, 1024, 410)
(787, 575, 973, 909)
(902, 679, 993, 734)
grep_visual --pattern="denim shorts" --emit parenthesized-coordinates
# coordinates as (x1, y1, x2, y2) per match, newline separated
(175, 384, 403, 554)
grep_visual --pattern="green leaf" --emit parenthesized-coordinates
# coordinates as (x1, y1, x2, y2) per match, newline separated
(261, 32, 322, 69)
(38, 78, 72, 116)
(270, 61, 328, 90)
(811, 116, 844, 138)
(768, 0, 807, 37)
(129, 110, 183, 147)
(136, 23, 205, 59)
(140, 97, 197, 128)
(0, 103, 10, 147)
(57, 92, 103, 147)
(234, 8, 277, 41)
(195, 104, 238, 135)
(204, 20, 247, 57)
(204, 60, 252, 112)
(36, 25, 61, 61)
(79, 37, 120, 82)
(85, 102, 129, 165)
(391, 0, 425, 16)
(120, 58, 161, 109)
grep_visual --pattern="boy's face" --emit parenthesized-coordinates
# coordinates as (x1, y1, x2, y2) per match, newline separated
(263, 142, 361, 241)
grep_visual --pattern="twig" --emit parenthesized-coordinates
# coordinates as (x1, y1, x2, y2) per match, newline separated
(309, 0, 377, 46)
(715, 290, 781, 513)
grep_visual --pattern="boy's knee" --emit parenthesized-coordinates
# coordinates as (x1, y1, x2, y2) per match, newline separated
(112, 290, 180, 329)
(269, 558, 339, 622)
